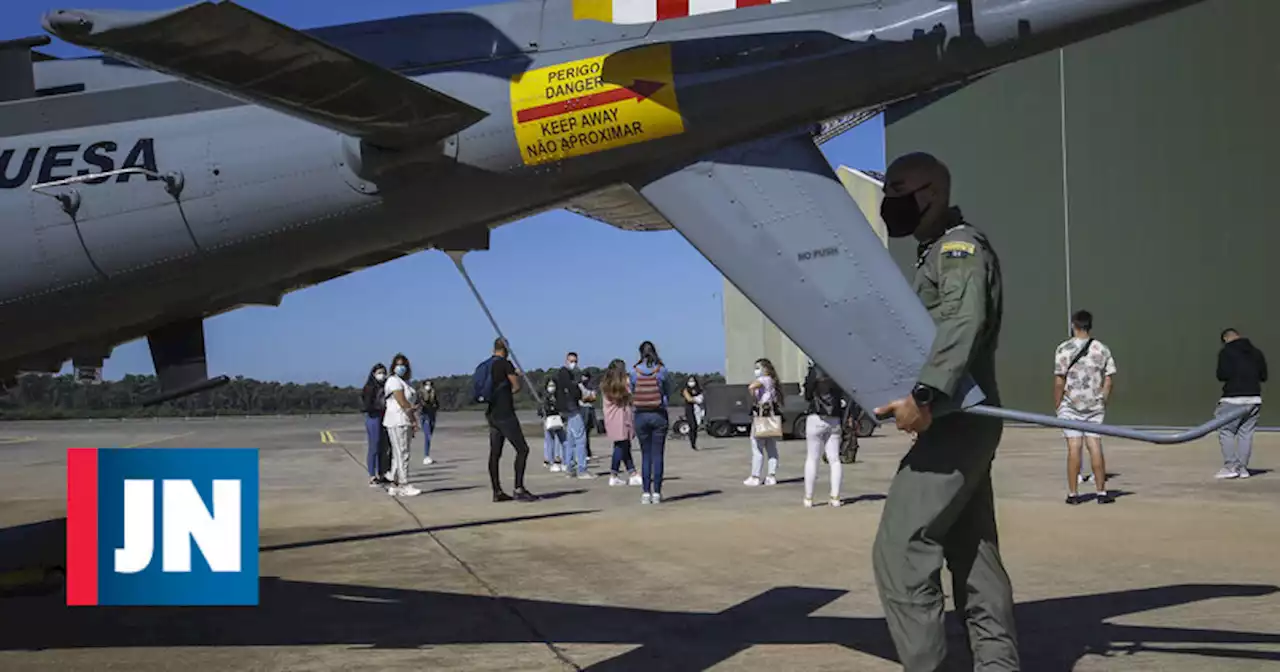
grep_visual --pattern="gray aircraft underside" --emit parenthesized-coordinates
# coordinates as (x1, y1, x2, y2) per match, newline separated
(0, 0, 1234, 436)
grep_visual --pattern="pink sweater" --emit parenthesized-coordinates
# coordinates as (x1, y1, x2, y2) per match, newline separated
(602, 394, 635, 442)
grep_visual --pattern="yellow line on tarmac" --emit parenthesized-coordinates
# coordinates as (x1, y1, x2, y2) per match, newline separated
(0, 436, 36, 445)
(321, 430, 337, 444)
(121, 431, 195, 449)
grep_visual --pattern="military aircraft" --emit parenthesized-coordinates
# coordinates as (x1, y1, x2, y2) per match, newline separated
(1, 0, 1227, 435)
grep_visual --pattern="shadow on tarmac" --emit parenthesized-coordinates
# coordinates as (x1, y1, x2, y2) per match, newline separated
(259, 510, 598, 553)
(1, 577, 1276, 670)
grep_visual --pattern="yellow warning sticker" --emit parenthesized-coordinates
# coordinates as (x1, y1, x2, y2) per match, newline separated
(510, 44, 684, 165)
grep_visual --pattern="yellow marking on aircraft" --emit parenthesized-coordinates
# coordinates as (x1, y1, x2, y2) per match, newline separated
(121, 431, 195, 448)
(573, 0, 612, 22)
(510, 43, 683, 166)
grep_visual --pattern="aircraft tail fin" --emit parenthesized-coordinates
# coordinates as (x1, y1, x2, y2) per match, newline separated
(574, 0, 791, 25)
(42, 1, 487, 148)
(633, 131, 985, 417)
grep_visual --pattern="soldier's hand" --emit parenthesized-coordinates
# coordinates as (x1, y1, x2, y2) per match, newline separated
(873, 396, 933, 434)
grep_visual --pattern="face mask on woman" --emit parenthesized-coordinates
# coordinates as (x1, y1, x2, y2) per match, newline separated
(374, 371, 386, 382)
(547, 383, 556, 393)
(687, 379, 696, 388)
(394, 364, 407, 377)
(754, 367, 763, 378)
(422, 382, 432, 391)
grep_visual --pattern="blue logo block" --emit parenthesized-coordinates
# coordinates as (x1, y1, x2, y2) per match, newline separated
(68, 448, 259, 606)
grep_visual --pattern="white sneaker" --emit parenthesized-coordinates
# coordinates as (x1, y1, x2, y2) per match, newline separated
(609, 476, 624, 486)
(764, 476, 778, 486)
(577, 472, 597, 480)
(422, 457, 435, 466)
(1215, 467, 1239, 480)
(803, 497, 814, 508)
(1237, 466, 1251, 479)
(628, 474, 642, 487)
(651, 493, 662, 504)
(399, 485, 421, 497)
(549, 463, 563, 473)
(386, 485, 402, 496)
(743, 476, 762, 487)
(641, 493, 652, 504)
(829, 496, 843, 508)
(1078, 473, 1092, 484)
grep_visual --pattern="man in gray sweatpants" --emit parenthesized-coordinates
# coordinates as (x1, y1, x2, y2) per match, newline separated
(1215, 328, 1267, 480)
(873, 152, 1020, 671)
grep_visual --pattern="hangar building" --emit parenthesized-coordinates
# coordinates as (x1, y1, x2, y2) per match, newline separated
(884, 0, 1277, 426)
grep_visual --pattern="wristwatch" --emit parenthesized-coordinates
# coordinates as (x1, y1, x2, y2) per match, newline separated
(911, 383, 939, 408)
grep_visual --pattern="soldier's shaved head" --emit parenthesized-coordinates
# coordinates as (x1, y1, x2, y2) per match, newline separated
(881, 152, 953, 240)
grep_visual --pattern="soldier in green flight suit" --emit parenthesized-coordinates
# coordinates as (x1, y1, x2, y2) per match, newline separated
(871, 152, 1020, 671)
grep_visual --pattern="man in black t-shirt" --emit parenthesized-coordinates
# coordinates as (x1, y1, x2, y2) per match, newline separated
(486, 338, 537, 502)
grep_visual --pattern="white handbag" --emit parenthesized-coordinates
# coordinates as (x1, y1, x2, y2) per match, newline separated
(544, 414, 564, 431)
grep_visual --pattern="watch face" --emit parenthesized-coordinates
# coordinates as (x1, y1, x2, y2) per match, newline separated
(912, 386, 933, 405)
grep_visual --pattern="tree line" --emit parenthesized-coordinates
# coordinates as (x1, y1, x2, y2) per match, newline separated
(0, 367, 725, 420)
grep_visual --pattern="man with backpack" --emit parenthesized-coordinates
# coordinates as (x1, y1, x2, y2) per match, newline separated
(1053, 309, 1117, 505)
(473, 338, 537, 502)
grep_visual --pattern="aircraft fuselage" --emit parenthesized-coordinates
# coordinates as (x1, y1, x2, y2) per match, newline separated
(0, 0, 1204, 378)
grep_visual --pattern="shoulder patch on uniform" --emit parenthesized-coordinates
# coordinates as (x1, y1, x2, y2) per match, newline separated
(940, 241, 976, 258)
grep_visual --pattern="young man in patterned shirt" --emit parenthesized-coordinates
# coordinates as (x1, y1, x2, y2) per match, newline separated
(1053, 310, 1117, 505)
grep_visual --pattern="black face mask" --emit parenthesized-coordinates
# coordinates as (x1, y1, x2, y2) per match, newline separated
(880, 192, 924, 238)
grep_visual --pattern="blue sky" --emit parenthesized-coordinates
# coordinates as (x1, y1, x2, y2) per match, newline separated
(4, 0, 885, 385)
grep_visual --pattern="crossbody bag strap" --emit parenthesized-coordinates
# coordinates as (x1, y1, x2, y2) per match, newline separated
(1067, 338, 1095, 372)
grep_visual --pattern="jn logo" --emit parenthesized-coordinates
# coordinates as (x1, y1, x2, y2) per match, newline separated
(66, 448, 258, 606)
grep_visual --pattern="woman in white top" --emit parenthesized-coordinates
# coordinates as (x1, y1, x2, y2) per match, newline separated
(382, 353, 420, 497)
(745, 358, 782, 487)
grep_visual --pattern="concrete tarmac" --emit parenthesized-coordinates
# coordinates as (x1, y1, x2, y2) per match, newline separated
(0, 412, 1278, 671)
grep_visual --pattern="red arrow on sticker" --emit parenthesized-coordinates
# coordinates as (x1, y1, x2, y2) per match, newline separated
(516, 80, 666, 124)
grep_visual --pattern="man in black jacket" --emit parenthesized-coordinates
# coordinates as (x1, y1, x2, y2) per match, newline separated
(1215, 328, 1267, 479)
(554, 352, 593, 479)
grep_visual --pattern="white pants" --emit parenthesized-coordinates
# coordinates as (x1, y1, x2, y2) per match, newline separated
(750, 433, 779, 478)
(386, 424, 412, 485)
(804, 414, 842, 499)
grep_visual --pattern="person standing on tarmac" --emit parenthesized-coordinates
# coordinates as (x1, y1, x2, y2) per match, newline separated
(630, 341, 670, 504)
(419, 379, 440, 466)
(680, 375, 705, 451)
(382, 354, 421, 498)
(485, 338, 538, 502)
(872, 152, 1020, 671)
(555, 352, 594, 479)
(580, 370, 599, 461)
(802, 362, 845, 508)
(362, 363, 390, 487)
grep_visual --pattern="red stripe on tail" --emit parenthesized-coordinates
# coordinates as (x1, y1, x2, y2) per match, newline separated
(66, 448, 98, 606)
(736, 0, 772, 7)
(657, 0, 690, 19)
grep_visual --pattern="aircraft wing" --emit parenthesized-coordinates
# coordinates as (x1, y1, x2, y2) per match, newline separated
(42, 1, 488, 148)
(632, 131, 986, 417)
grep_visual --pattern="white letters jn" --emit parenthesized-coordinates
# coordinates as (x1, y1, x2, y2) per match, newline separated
(115, 479, 241, 573)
